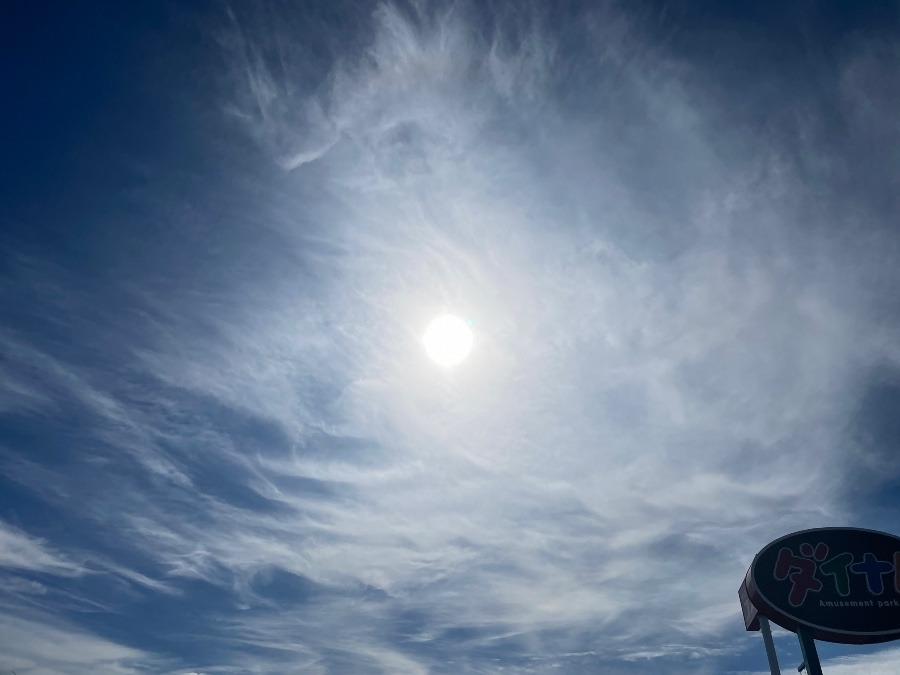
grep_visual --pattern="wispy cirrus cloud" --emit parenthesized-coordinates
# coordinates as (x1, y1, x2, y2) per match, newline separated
(0, 520, 82, 576)
(735, 644, 900, 675)
(2, 1, 900, 673)
(0, 609, 157, 675)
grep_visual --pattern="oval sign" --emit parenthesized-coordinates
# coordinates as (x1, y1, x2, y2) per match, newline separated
(746, 527, 900, 644)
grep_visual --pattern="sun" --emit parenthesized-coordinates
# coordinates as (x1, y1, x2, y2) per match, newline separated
(422, 314, 474, 367)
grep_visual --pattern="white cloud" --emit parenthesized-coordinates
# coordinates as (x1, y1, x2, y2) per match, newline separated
(817, 647, 900, 674)
(736, 645, 900, 675)
(0, 520, 82, 576)
(0, 610, 155, 675)
(3, 1, 899, 673)
(0, 518, 176, 598)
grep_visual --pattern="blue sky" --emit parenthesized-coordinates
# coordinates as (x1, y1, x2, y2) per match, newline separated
(2, 1, 900, 673)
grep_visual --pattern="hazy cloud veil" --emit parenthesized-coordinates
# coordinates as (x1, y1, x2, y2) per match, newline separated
(2, 1, 900, 673)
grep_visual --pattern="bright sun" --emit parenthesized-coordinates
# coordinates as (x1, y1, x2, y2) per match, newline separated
(423, 314, 474, 367)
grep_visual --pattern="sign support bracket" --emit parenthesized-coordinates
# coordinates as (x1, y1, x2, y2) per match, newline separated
(796, 628, 823, 675)
(759, 616, 781, 675)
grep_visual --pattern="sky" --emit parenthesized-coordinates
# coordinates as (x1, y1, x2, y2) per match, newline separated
(2, 1, 900, 673)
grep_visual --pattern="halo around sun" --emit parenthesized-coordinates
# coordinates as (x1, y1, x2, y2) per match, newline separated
(423, 315, 474, 367)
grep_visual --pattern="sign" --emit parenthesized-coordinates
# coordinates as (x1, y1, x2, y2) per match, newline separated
(741, 527, 900, 644)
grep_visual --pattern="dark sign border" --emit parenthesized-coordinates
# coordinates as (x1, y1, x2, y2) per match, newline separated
(745, 527, 900, 645)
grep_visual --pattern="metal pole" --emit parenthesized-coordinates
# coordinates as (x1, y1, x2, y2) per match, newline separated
(759, 616, 782, 675)
(796, 628, 823, 675)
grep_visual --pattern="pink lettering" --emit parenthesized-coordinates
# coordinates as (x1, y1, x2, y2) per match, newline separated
(774, 547, 822, 606)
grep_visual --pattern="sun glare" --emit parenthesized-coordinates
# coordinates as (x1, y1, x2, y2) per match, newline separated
(423, 315, 474, 367)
